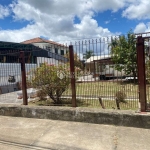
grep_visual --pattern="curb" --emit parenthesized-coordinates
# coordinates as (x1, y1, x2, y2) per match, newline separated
(0, 104, 150, 129)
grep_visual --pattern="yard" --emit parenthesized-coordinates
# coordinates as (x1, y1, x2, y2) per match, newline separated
(29, 80, 149, 110)
(63, 81, 139, 98)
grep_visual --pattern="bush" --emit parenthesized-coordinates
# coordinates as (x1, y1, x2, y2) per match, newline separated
(115, 91, 127, 103)
(115, 91, 127, 110)
(29, 63, 71, 104)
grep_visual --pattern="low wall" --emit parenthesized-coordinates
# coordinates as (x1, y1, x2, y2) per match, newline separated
(0, 104, 150, 129)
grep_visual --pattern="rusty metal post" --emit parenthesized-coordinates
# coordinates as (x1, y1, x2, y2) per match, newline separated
(137, 36, 146, 112)
(19, 51, 28, 105)
(98, 97, 105, 109)
(93, 60, 96, 81)
(69, 45, 77, 107)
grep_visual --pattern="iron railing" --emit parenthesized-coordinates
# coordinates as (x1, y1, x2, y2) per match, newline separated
(0, 33, 150, 111)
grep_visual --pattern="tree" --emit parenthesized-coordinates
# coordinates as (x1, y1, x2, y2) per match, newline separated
(110, 30, 137, 80)
(29, 63, 70, 104)
(83, 50, 95, 60)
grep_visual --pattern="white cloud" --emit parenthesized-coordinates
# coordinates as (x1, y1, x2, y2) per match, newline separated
(134, 22, 150, 33)
(0, 0, 114, 43)
(91, 0, 125, 12)
(11, 0, 93, 20)
(1, 0, 150, 43)
(75, 16, 111, 37)
(122, 0, 150, 20)
(0, 5, 10, 19)
(105, 20, 110, 24)
(0, 23, 43, 42)
(134, 23, 147, 33)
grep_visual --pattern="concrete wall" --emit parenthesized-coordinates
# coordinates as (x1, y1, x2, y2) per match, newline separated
(0, 104, 150, 129)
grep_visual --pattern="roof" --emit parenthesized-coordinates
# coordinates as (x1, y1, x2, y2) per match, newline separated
(0, 41, 34, 50)
(85, 55, 111, 63)
(21, 37, 66, 47)
(0, 41, 68, 62)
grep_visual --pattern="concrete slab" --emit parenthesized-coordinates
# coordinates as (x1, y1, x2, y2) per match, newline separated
(0, 116, 149, 150)
(0, 91, 36, 104)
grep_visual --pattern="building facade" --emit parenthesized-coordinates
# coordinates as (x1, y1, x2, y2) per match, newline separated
(85, 55, 126, 79)
(21, 37, 68, 56)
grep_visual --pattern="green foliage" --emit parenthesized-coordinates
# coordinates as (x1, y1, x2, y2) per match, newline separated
(29, 63, 70, 104)
(83, 50, 95, 59)
(145, 46, 150, 82)
(110, 30, 137, 80)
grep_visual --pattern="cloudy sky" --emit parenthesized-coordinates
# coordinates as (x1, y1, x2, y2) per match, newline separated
(0, 0, 150, 43)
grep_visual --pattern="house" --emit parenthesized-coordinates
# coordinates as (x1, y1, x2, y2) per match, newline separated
(0, 40, 68, 94)
(21, 37, 68, 56)
(0, 40, 68, 64)
(85, 55, 125, 80)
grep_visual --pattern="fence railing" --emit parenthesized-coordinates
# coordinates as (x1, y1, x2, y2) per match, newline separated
(0, 33, 150, 111)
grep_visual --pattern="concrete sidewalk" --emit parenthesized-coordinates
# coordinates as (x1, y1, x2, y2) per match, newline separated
(0, 116, 149, 150)
(0, 91, 36, 105)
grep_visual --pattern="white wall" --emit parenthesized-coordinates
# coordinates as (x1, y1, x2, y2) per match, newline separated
(100, 64, 125, 77)
(37, 57, 64, 67)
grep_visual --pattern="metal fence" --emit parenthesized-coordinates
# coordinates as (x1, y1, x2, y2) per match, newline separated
(0, 43, 70, 105)
(68, 37, 139, 110)
(0, 33, 150, 111)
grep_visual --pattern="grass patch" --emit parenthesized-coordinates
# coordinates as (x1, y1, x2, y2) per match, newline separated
(28, 97, 139, 110)
(28, 98, 72, 107)
(76, 99, 138, 110)
(63, 81, 139, 98)
(28, 81, 143, 110)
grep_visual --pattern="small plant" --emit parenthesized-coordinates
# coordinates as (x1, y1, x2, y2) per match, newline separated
(115, 91, 127, 109)
(37, 90, 47, 101)
(29, 62, 71, 104)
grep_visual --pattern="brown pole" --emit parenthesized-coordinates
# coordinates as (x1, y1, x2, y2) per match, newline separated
(19, 51, 28, 105)
(69, 45, 77, 107)
(93, 60, 96, 81)
(137, 36, 146, 112)
(98, 97, 105, 109)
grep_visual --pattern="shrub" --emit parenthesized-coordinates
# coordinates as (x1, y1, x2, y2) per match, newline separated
(115, 91, 127, 109)
(115, 91, 127, 103)
(36, 90, 47, 100)
(29, 63, 71, 104)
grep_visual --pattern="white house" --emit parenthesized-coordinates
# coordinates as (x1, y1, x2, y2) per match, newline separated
(85, 55, 126, 79)
(21, 37, 68, 56)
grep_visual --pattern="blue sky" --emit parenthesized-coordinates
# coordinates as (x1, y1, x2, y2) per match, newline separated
(0, 0, 150, 43)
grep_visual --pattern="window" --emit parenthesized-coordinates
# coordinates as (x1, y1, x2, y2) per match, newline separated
(61, 50, 64, 55)
(55, 48, 58, 54)
(46, 46, 51, 51)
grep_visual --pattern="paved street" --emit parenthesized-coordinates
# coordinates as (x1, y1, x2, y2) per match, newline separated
(0, 116, 149, 150)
